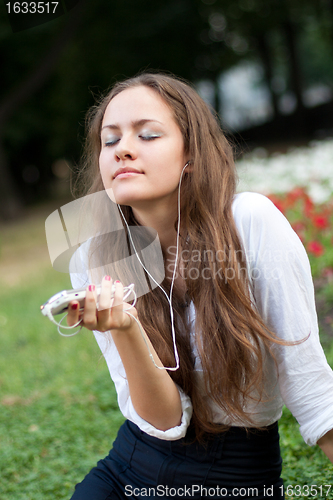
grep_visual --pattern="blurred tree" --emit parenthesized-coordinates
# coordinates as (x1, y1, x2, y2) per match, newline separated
(0, 0, 209, 219)
(0, 1, 87, 219)
(197, 0, 333, 117)
(1, 0, 333, 219)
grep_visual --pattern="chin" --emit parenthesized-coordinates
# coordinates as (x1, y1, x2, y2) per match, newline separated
(112, 194, 140, 207)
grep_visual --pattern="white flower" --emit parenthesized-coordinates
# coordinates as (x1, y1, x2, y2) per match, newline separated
(236, 139, 333, 202)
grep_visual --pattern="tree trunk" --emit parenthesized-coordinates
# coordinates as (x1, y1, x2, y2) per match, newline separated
(282, 18, 304, 112)
(0, 140, 22, 220)
(256, 33, 279, 119)
(328, 0, 333, 55)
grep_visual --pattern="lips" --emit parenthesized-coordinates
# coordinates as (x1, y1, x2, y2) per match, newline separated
(113, 167, 143, 179)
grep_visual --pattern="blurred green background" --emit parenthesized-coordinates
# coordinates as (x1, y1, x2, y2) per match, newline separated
(1, 1, 333, 498)
(1, 0, 333, 219)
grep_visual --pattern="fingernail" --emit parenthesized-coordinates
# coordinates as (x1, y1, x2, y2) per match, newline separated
(115, 280, 120, 284)
(71, 303, 78, 310)
(89, 285, 95, 292)
(105, 275, 111, 281)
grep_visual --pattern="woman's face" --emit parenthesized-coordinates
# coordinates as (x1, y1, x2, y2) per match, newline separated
(99, 85, 188, 213)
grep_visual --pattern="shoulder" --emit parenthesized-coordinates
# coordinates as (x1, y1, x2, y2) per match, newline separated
(232, 191, 303, 251)
(232, 191, 287, 233)
(232, 192, 309, 265)
(232, 191, 278, 218)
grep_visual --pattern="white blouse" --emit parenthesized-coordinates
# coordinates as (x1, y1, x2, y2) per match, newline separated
(70, 192, 333, 446)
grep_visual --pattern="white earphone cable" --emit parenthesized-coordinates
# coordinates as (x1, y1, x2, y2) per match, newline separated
(117, 162, 189, 371)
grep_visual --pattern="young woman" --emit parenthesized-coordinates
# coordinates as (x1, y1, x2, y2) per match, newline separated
(66, 73, 333, 499)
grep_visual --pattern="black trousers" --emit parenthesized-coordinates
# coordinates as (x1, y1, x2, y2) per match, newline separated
(70, 420, 284, 500)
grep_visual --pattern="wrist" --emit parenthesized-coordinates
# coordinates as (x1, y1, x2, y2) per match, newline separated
(110, 313, 139, 335)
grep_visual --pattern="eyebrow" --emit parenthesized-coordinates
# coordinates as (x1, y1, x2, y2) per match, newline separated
(101, 119, 163, 131)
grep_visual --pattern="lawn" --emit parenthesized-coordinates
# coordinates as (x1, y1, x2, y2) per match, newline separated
(0, 206, 125, 499)
(0, 184, 333, 499)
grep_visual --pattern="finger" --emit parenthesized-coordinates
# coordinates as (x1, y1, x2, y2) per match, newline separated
(67, 301, 80, 326)
(110, 281, 134, 330)
(109, 280, 127, 328)
(112, 280, 123, 310)
(98, 276, 113, 312)
(82, 284, 98, 330)
(97, 275, 113, 327)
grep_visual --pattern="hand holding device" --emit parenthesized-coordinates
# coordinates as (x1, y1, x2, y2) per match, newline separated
(40, 282, 135, 317)
(40, 280, 136, 336)
(40, 279, 160, 370)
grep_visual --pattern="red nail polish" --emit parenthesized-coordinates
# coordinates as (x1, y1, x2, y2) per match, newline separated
(105, 275, 111, 281)
(115, 280, 120, 284)
(89, 285, 95, 292)
(71, 303, 78, 310)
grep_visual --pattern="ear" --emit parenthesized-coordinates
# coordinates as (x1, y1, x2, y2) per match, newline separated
(183, 159, 193, 173)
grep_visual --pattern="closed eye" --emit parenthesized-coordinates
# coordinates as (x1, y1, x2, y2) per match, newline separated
(104, 138, 119, 147)
(140, 134, 161, 141)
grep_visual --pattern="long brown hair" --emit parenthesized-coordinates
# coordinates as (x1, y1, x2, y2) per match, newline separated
(75, 72, 286, 440)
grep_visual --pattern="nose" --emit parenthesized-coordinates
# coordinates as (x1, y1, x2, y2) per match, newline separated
(114, 136, 137, 162)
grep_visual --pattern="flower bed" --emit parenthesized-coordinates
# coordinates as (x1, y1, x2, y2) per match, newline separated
(237, 139, 333, 320)
(237, 139, 333, 279)
(237, 139, 333, 203)
(266, 187, 333, 279)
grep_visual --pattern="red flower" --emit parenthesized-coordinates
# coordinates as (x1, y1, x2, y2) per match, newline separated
(286, 187, 307, 204)
(307, 241, 325, 257)
(312, 215, 329, 229)
(304, 197, 314, 217)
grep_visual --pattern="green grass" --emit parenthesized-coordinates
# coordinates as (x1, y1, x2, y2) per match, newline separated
(280, 408, 333, 499)
(280, 344, 333, 499)
(0, 225, 332, 499)
(0, 268, 125, 500)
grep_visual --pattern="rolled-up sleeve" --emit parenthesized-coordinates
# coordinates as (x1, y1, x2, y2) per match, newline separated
(93, 330, 193, 440)
(233, 192, 333, 445)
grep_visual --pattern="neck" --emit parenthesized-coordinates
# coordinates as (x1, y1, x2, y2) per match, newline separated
(129, 202, 187, 299)
(132, 203, 178, 255)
